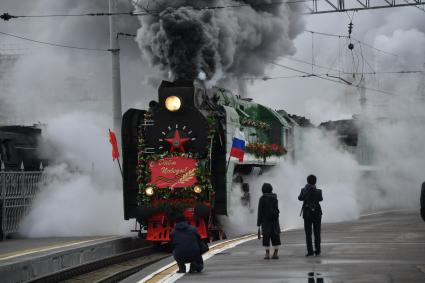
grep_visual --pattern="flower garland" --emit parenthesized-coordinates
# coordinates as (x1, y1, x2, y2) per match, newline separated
(246, 142, 287, 160)
(136, 112, 216, 210)
(240, 118, 271, 130)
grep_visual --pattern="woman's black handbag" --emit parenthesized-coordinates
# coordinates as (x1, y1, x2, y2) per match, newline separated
(257, 227, 262, 240)
(199, 240, 209, 254)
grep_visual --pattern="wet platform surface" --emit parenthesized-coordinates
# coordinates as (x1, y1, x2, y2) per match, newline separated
(175, 212, 425, 283)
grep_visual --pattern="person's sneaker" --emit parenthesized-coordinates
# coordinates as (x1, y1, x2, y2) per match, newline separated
(177, 269, 186, 273)
(264, 255, 270, 259)
(305, 253, 314, 257)
(271, 254, 279, 259)
(315, 252, 321, 256)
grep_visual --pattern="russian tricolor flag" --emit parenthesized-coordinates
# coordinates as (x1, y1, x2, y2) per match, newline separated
(230, 129, 246, 162)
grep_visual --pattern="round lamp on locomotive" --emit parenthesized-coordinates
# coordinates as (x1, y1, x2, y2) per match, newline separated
(145, 186, 154, 196)
(165, 96, 182, 112)
(193, 185, 202, 194)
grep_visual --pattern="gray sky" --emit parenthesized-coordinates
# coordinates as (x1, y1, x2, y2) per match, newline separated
(248, 6, 425, 123)
(1, 1, 423, 124)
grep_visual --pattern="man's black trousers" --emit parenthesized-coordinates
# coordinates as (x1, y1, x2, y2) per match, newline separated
(176, 253, 204, 273)
(303, 215, 321, 254)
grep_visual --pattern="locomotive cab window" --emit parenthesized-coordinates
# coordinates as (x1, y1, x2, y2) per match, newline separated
(0, 140, 13, 162)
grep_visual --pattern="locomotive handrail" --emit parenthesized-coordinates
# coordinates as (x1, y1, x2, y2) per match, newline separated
(143, 148, 156, 154)
(142, 121, 155, 126)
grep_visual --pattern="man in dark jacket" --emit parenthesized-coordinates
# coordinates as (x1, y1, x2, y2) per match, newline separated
(421, 182, 425, 222)
(298, 174, 323, 256)
(170, 215, 204, 273)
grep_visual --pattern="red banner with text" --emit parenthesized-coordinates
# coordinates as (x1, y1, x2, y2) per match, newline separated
(149, 156, 198, 188)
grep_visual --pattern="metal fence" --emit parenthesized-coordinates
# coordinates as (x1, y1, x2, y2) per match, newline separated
(0, 171, 45, 240)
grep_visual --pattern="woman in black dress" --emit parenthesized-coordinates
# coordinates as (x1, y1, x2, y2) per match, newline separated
(257, 183, 281, 259)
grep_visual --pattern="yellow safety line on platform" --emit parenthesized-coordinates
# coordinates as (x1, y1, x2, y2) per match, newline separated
(139, 234, 257, 283)
(0, 235, 118, 261)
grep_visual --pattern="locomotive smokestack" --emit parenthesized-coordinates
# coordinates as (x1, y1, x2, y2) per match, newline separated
(238, 80, 247, 98)
(158, 80, 196, 110)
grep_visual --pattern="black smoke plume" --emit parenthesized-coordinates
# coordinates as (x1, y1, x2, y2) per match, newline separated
(135, 0, 304, 82)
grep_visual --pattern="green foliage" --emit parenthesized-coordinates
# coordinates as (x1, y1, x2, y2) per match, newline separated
(245, 142, 287, 161)
(240, 118, 271, 130)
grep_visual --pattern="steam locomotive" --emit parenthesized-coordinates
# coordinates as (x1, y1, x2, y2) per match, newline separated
(122, 80, 295, 242)
(0, 125, 46, 171)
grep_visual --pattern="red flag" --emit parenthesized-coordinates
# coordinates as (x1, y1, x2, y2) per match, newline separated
(109, 129, 119, 161)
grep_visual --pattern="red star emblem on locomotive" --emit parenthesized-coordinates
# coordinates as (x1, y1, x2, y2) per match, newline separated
(165, 130, 190, 153)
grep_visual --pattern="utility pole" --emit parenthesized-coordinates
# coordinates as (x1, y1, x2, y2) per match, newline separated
(359, 79, 367, 113)
(109, 0, 122, 137)
(419, 63, 425, 103)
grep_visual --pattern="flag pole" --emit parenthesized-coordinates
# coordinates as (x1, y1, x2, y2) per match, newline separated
(226, 154, 232, 172)
(116, 158, 123, 178)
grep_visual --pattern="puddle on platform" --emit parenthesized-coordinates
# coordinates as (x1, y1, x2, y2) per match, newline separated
(308, 272, 326, 283)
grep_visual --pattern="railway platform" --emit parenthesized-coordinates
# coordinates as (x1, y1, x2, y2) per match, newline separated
(129, 211, 425, 283)
(0, 235, 148, 282)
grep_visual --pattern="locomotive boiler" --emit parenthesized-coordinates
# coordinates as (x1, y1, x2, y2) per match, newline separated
(122, 80, 294, 242)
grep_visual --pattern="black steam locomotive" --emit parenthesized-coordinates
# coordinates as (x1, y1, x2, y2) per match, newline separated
(122, 80, 293, 242)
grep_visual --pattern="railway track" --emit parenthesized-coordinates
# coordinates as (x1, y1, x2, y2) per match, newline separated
(27, 245, 169, 283)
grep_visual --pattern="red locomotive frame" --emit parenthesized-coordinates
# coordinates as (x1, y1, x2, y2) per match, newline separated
(146, 199, 210, 242)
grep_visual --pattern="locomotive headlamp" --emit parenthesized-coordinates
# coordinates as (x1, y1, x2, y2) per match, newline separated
(193, 185, 202, 194)
(145, 187, 154, 196)
(165, 96, 181, 112)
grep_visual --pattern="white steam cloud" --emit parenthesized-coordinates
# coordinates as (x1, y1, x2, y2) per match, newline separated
(222, 128, 362, 237)
(20, 112, 132, 237)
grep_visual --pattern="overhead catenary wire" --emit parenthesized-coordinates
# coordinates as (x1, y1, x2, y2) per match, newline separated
(284, 56, 341, 73)
(0, 5, 408, 60)
(0, 0, 311, 21)
(0, 3, 419, 60)
(117, 32, 136, 38)
(403, 0, 425, 12)
(270, 61, 397, 95)
(304, 29, 399, 58)
(358, 42, 376, 74)
(1, 27, 420, 78)
(0, 30, 110, 52)
(244, 69, 424, 81)
(305, 26, 414, 90)
(282, 56, 422, 76)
